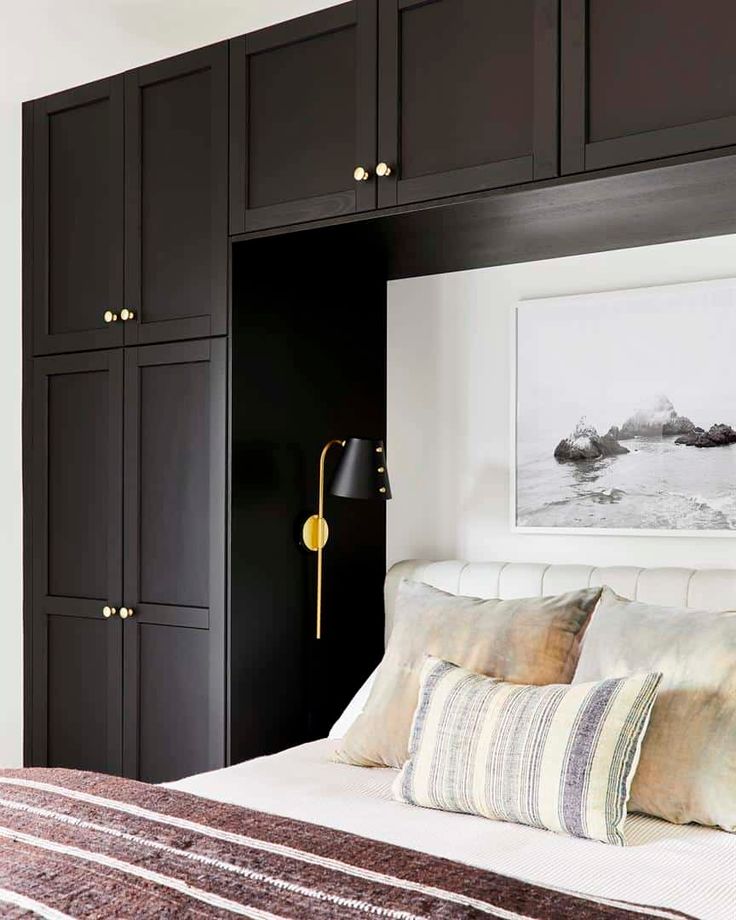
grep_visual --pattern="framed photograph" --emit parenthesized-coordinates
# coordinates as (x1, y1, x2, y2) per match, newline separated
(513, 278, 736, 535)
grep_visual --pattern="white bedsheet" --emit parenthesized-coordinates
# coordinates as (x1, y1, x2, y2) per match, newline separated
(171, 739, 735, 920)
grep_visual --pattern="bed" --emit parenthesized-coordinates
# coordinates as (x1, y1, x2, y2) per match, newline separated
(1, 561, 734, 918)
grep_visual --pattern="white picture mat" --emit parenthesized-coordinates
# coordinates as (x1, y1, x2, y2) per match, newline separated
(511, 277, 736, 537)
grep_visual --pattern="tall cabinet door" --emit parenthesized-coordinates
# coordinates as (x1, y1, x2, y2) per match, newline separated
(32, 79, 125, 355)
(230, 0, 377, 233)
(31, 351, 124, 772)
(561, 0, 736, 173)
(377, 0, 558, 207)
(122, 339, 226, 782)
(124, 44, 228, 345)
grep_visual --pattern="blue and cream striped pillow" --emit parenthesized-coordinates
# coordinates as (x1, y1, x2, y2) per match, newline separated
(393, 658, 661, 845)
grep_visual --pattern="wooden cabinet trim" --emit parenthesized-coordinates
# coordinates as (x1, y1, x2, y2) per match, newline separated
(241, 191, 359, 233)
(244, 2, 357, 55)
(376, 0, 398, 208)
(560, 0, 585, 174)
(532, 0, 559, 180)
(229, 36, 247, 236)
(125, 604, 210, 629)
(399, 0, 437, 9)
(22, 100, 34, 765)
(396, 155, 534, 205)
(585, 114, 736, 173)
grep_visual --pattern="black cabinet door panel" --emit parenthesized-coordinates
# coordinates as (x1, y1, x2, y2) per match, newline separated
(122, 339, 226, 780)
(562, 0, 736, 173)
(33, 79, 125, 354)
(46, 369, 111, 599)
(46, 612, 122, 772)
(125, 622, 213, 783)
(378, 0, 558, 207)
(137, 358, 210, 608)
(31, 351, 124, 770)
(230, 1, 377, 233)
(124, 44, 228, 344)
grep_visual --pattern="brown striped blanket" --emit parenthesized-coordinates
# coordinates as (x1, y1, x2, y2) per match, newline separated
(0, 769, 692, 919)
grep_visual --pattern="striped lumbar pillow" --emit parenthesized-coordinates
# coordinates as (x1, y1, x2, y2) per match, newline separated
(393, 658, 661, 845)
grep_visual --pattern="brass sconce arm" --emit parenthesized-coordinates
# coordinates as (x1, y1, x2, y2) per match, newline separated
(302, 439, 345, 640)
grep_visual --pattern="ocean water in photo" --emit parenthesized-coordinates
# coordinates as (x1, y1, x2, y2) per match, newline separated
(516, 436, 736, 530)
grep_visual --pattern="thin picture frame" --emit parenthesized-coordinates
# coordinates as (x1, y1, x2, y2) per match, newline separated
(510, 277, 736, 537)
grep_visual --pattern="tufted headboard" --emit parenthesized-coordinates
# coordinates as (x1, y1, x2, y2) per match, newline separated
(384, 560, 736, 643)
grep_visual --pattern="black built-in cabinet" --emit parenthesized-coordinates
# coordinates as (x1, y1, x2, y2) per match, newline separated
(26, 44, 231, 782)
(230, 0, 558, 232)
(230, 0, 736, 234)
(32, 44, 227, 356)
(30, 343, 225, 782)
(25, 0, 736, 779)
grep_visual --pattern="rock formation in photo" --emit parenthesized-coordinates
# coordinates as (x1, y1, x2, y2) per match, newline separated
(675, 423, 736, 448)
(619, 394, 695, 438)
(554, 417, 630, 462)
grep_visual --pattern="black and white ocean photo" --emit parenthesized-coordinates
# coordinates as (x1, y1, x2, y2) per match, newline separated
(515, 280, 736, 533)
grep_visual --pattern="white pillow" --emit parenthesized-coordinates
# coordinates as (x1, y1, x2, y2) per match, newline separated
(328, 667, 379, 739)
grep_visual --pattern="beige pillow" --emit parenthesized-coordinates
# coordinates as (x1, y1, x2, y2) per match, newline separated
(574, 587, 736, 831)
(333, 580, 602, 768)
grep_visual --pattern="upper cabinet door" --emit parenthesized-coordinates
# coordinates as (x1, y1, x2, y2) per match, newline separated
(562, 0, 736, 174)
(124, 44, 228, 345)
(377, 0, 558, 208)
(230, 1, 377, 234)
(32, 79, 125, 355)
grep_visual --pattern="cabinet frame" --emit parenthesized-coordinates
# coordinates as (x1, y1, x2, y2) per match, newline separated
(377, 0, 559, 208)
(229, 1, 377, 234)
(561, 0, 736, 174)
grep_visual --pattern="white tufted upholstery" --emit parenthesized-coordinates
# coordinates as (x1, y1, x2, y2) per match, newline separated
(384, 560, 736, 643)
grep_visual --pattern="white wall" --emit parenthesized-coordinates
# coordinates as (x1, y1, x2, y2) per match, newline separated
(0, 0, 341, 767)
(387, 235, 736, 570)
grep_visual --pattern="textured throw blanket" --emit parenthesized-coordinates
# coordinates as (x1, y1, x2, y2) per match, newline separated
(0, 769, 692, 919)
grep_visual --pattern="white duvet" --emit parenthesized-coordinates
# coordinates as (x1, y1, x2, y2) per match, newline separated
(171, 738, 736, 920)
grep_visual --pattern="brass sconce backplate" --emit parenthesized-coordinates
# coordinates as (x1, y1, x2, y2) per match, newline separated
(302, 514, 329, 551)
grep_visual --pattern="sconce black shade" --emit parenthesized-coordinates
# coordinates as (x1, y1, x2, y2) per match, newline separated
(329, 438, 392, 500)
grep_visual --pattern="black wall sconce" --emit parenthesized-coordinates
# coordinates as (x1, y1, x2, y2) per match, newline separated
(302, 438, 392, 638)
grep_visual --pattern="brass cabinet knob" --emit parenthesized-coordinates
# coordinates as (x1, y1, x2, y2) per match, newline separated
(102, 606, 117, 618)
(120, 308, 136, 322)
(353, 166, 370, 182)
(103, 310, 118, 324)
(119, 606, 134, 620)
(376, 162, 392, 177)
